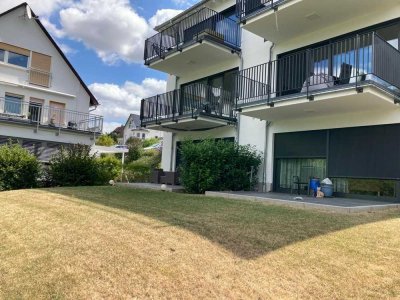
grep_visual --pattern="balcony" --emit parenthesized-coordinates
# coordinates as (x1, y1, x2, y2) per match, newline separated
(236, 0, 399, 42)
(140, 82, 236, 132)
(236, 32, 400, 120)
(144, 8, 241, 77)
(0, 97, 103, 133)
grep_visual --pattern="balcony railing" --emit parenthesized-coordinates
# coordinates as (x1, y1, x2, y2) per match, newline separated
(236, 32, 400, 106)
(144, 7, 241, 64)
(236, 0, 287, 22)
(140, 82, 236, 125)
(28, 68, 52, 88)
(0, 97, 103, 133)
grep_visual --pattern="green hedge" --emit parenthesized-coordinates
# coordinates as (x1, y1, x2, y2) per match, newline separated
(0, 142, 40, 191)
(125, 149, 161, 182)
(179, 139, 262, 194)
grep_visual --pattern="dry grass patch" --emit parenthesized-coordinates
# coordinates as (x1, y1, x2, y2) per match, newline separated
(0, 186, 399, 299)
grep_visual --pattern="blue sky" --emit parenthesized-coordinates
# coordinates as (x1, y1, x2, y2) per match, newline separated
(0, 0, 198, 132)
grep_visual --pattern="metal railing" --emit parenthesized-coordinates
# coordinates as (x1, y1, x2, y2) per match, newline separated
(0, 97, 103, 133)
(28, 68, 52, 88)
(140, 82, 236, 125)
(144, 7, 241, 64)
(236, 32, 400, 106)
(236, 0, 287, 22)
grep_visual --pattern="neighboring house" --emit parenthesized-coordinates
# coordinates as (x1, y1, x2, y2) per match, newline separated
(0, 3, 103, 161)
(141, 0, 400, 201)
(123, 113, 162, 143)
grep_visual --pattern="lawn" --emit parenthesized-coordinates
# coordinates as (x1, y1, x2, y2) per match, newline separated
(0, 186, 399, 299)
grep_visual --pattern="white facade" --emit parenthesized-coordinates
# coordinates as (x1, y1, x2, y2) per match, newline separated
(0, 4, 102, 161)
(122, 114, 163, 143)
(142, 0, 400, 197)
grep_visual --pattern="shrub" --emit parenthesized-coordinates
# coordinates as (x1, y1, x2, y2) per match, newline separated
(0, 142, 40, 190)
(97, 155, 122, 182)
(125, 150, 161, 182)
(143, 137, 160, 148)
(96, 134, 115, 146)
(179, 139, 262, 194)
(125, 137, 143, 163)
(47, 144, 107, 186)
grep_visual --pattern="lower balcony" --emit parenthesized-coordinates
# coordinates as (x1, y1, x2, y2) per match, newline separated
(0, 97, 103, 133)
(236, 32, 400, 120)
(140, 83, 237, 132)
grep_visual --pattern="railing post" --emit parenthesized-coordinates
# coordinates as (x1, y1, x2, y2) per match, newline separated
(306, 49, 311, 99)
(155, 94, 159, 124)
(140, 99, 144, 127)
(159, 32, 163, 59)
(355, 34, 360, 90)
(267, 61, 271, 103)
(172, 89, 177, 121)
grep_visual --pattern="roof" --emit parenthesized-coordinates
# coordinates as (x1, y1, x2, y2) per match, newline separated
(0, 3, 99, 106)
(124, 113, 141, 129)
(154, 0, 210, 32)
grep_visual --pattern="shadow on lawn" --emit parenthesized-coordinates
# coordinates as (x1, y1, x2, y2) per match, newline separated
(50, 186, 400, 260)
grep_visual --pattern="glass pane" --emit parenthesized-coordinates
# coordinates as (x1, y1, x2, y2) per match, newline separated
(333, 178, 396, 198)
(29, 102, 42, 122)
(4, 95, 23, 114)
(377, 23, 400, 50)
(8, 51, 28, 68)
(0, 49, 4, 62)
(277, 158, 326, 190)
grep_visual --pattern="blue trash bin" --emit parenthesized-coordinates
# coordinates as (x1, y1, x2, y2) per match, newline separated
(321, 184, 334, 197)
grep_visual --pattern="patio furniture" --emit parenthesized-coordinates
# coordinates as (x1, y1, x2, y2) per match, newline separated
(301, 73, 335, 93)
(335, 63, 353, 85)
(160, 171, 179, 185)
(151, 168, 164, 184)
(291, 175, 309, 195)
(291, 166, 321, 195)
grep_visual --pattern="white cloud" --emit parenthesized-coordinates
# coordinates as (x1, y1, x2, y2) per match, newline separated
(89, 78, 167, 127)
(0, 0, 70, 17)
(59, 0, 182, 64)
(171, 0, 198, 8)
(102, 121, 124, 134)
(148, 9, 183, 29)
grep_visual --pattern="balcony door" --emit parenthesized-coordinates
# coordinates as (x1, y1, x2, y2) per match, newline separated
(29, 98, 44, 123)
(48, 101, 65, 127)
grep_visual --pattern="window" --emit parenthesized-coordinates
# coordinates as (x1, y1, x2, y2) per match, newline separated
(142, 133, 145, 139)
(136, 133, 140, 138)
(8, 51, 28, 68)
(0, 49, 4, 62)
(4, 94, 23, 115)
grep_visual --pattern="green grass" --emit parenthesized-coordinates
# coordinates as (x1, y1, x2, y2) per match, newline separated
(0, 186, 399, 299)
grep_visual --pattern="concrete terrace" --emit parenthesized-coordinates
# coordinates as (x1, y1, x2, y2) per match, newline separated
(205, 191, 400, 213)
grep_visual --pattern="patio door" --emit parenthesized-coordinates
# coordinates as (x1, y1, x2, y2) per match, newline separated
(48, 101, 65, 126)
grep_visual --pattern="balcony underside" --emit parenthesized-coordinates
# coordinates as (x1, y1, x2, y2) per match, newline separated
(143, 114, 236, 133)
(239, 83, 399, 121)
(146, 39, 239, 77)
(242, 0, 399, 42)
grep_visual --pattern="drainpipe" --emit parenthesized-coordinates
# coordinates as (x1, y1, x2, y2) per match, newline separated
(169, 75, 179, 171)
(262, 121, 272, 192)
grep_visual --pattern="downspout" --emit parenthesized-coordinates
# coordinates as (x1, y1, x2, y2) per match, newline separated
(170, 75, 179, 171)
(261, 42, 275, 192)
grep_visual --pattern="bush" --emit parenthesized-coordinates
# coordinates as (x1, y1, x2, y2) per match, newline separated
(97, 155, 122, 182)
(179, 139, 262, 194)
(143, 137, 160, 148)
(0, 142, 41, 190)
(125, 150, 161, 182)
(47, 144, 109, 186)
(125, 137, 143, 163)
(96, 134, 115, 146)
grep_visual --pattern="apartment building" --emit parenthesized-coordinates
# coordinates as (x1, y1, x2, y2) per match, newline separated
(0, 3, 103, 161)
(141, 0, 400, 201)
(123, 113, 163, 143)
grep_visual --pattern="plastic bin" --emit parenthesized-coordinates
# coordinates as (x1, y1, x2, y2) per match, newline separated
(321, 184, 334, 197)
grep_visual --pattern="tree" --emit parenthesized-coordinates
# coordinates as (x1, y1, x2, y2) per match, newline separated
(96, 134, 115, 146)
(125, 137, 143, 163)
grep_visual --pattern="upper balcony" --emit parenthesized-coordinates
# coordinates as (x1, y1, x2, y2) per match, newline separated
(236, 32, 400, 120)
(236, 0, 399, 42)
(144, 7, 241, 77)
(0, 97, 103, 134)
(140, 82, 236, 132)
